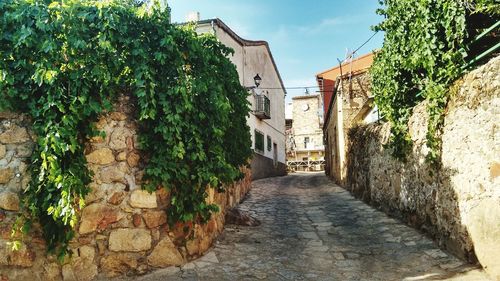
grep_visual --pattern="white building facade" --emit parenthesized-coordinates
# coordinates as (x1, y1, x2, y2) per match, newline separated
(196, 19, 287, 179)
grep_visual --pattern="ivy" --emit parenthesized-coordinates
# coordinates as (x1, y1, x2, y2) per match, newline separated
(371, 0, 498, 162)
(0, 0, 251, 258)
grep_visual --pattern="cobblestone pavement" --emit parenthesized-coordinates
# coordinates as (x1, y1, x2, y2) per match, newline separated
(136, 173, 489, 281)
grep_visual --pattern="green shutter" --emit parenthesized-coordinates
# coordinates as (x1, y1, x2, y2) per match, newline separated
(255, 130, 264, 152)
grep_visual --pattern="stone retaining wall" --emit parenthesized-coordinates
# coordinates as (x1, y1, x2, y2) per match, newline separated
(0, 95, 252, 280)
(345, 56, 499, 279)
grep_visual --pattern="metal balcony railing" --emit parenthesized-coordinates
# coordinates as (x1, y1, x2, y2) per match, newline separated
(254, 95, 271, 119)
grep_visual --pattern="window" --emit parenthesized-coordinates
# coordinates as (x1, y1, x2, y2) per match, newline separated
(254, 130, 264, 153)
(304, 137, 310, 149)
(267, 135, 272, 151)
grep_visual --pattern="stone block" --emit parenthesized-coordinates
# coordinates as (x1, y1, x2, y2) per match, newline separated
(147, 236, 184, 267)
(130, 190, 157, 209)
(199, 236, 213, 254)
(0, 168, 14, 184)
(109, 112, 127, 121)
(100, 163, 128, 184)
(0, 191, 19, 211)
(0, 242, 35, 267)
(62, 245, 98, 281)
(79, 203, 122, 234)
(94, 118, 107, 130)
(100, 253, 139, 277)
(0, 111, 17, 119)
(156, 187, 170, 208)
(127, 151, 140, 168)
(89, 135, 106, 144)
(109, 127, 132, 150)
(16, 143, 33, 158)
(490, 162, 500, 180)
(116, 151, 127, 161)
(43, 262, 62, 281)
(0, 125, 30, 144)
(109, 228, 152, 252)
(132, 213, 143, 227)
(142, 210, 167, 228)
(85, 148, 115, 165)
(0, 145, 5, 159)
(84, 183, 105, 204)
(186, 239, 200, 256)
(468, 198, 500, 280)
(108, 191, 126, 205)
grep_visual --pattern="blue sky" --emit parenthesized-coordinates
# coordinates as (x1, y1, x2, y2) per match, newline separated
(168, 0, 384, 103)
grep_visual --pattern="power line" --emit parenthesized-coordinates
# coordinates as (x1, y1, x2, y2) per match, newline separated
(340, 31, 379, 64)
(257, 31, 380, 91)
(257, 86, 320, 90)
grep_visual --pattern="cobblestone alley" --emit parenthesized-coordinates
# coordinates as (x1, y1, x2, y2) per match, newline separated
(135, 173, 489, 281)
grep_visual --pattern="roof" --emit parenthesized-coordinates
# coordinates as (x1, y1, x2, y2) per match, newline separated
(316, 52, 375, 78)
(197, 19, 287, 95)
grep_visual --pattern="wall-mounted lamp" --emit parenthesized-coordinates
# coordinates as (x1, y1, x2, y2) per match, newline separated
(253, 74, 262, 88)
(246, 74, 262, 90)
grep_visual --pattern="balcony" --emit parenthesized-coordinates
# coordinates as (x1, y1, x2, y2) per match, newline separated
(254, 95, 271, 119)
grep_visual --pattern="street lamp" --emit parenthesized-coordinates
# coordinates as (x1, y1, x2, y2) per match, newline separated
(253, 74, 262, 88)
(246, 74, 262, 90)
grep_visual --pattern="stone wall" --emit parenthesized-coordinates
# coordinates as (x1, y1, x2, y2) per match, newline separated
(288, 94, 324, 170)
(0, 95, 252, 280)
(345, 56, 499, 278)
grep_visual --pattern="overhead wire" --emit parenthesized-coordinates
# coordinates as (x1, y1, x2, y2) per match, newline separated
(257, 31, 380, 91)
(338, 31, 379, 65)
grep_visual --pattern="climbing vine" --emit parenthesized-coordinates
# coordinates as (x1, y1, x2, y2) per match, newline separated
(371, 0, 498, 162)
(0, 0, 251, 258)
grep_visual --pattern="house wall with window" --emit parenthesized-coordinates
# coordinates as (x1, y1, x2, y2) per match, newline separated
(318, 52, 375, 184)
(196, 19, 286, 180)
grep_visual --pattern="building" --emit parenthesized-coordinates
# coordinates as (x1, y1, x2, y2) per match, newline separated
(195, 19, 287, 180)
(318, 52, 377, 184)
(286, 94, 325, 171)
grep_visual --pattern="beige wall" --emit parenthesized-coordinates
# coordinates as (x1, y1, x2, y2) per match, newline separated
(324, 71, 371, 184)
(244, 45, 286, 165)
(197, 22, 286, 167)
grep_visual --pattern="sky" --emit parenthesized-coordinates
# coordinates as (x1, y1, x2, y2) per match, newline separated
(168, 0, 384, 106)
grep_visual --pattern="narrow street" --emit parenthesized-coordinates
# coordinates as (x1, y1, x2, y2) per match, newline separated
(137, 173, 488, 281)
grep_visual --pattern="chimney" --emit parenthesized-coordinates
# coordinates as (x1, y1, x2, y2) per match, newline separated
(186, 11, 200, 22)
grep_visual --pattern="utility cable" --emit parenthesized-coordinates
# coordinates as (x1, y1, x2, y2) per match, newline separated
(257, 31, 380, 91)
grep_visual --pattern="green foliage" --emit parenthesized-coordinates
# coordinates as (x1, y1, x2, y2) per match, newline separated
(371, 0, 497, 162)
(469, 0, 500, 15)
(0, 0, 251, 257)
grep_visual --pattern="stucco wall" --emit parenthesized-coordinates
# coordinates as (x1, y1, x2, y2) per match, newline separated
(244, 44, 286, 166)
(0, 95, 252, 280)
(324, 71, 372, 185)
(345, 56, 499, 279)
(197, 22, 286, 177)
